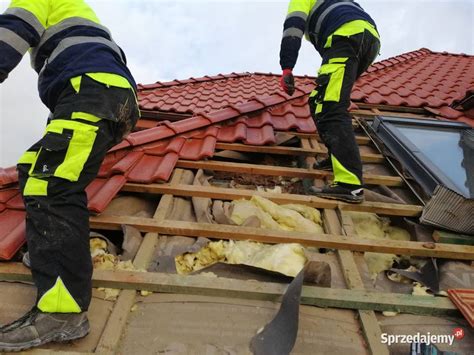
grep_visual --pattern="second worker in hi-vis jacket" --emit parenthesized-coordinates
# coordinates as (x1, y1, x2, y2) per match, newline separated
(279, 0, 380, 203)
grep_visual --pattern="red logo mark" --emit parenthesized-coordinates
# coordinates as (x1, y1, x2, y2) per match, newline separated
(453, 328, 464, 340)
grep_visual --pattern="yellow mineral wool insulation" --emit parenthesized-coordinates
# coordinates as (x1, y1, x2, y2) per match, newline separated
(90, 237, 108, 258)
(176, 240, 227, 274)
(90, 239, 145, 300)
(250, 196, 324, 234)
(230, 199, 283, 230)
(387, 267, 418, 284)
(94, 254, 142, 300)
(364, 252, 398, 281)
(412, 282, 433, 296)
(280, 204, 322, 225)
(346, 212, 411, 241)
(345, 212, 411, 280)
(225, 241, 307, 277)
(175, 240, 307, 277)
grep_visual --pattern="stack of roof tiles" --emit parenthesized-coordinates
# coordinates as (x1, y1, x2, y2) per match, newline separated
(0, 49, 473, 260)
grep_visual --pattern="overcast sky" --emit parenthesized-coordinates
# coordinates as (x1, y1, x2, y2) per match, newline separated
(0, 0, 473, 166)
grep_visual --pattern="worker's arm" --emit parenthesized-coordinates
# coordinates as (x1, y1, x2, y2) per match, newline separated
(0, 0, 48, 83)
(279, 0, 311, 70)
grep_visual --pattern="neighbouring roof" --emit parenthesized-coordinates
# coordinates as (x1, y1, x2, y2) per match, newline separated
(353, 48, 474, 126)
(0, 48, 472, 260)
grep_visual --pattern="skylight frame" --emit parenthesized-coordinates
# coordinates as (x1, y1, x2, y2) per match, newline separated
(371, 116, 473, 199)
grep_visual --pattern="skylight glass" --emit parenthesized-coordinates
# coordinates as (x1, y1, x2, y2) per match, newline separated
(396, 126, 471, 197)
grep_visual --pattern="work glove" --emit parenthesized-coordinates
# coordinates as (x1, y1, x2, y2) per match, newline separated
(280, 69, 295, 96)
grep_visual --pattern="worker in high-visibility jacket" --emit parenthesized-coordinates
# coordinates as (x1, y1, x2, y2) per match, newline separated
(279, 0, 380, 203)
(0, 0, 139, 351)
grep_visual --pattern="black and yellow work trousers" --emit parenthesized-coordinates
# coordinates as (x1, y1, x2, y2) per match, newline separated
(309, 25, 380, 186)
(17, 74, 139, 313)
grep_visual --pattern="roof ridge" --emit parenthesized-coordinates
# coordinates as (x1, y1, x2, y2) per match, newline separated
(364, 48, 433, 75)
(253, 72, 316, 79)
(138, 72, 253, 91)
(138, 72, 316, 91)
(364, 48, 474, 76)
(428, 49, 474, 58)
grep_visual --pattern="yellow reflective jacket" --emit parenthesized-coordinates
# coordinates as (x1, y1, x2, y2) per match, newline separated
(0, 0, 135, 109)
(280, 0, 378, 69)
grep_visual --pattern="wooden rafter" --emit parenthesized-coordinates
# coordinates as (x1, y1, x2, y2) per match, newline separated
(175, 160, 403, 186)
(214, 142, 384, 163)
(122, 183, 422, 216)
(0, 263, 458, 317)
(88, 217, 474, 260)
(273, 132, 371, 145)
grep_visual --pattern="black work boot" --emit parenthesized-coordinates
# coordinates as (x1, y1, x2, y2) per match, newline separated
(0, 307, 89, 352)
(313, 156, 333, 171)
(308, 183, 364, 203)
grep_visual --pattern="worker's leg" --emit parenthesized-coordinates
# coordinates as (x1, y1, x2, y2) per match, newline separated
(0, 76, 138, 351)
(17, 118, 115, 313)
(308, 30, 379, 202)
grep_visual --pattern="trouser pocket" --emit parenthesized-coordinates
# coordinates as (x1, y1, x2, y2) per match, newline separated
(28, 119, 98, 183)
(318, 61, 347, 103)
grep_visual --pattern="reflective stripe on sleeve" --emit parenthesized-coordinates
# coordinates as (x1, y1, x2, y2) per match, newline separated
(0, 27, 30, 54)
(47, 36, 125, 65)
(4, 7, 45, 36)
(30, 17, 112, 65)
(283, 28, 304, 39)
(286, 11, 308, 21)
(314, 1, 358, 38)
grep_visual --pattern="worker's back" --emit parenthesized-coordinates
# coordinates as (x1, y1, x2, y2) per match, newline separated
(0, 0, 135, 109)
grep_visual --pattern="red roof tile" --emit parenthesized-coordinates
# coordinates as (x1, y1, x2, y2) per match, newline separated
(0, 189, 19, 203)
(0, 209, 26, 260)
(0, 188, 26, 257)
(86, 175, 127, 214)
(448, 289, 474, 327)
(217, 122, 247, 142)
(180, 136, 217, 161)
(354, 48, 474, 125)
(244, 125, 276, 146)
(0, 167, 18, 187)
(5, 193, 24, 210)
(126, 153, 179, 183)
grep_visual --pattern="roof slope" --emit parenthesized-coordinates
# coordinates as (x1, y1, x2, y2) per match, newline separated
(1, 48, 472, 260)
(138, 72, 315, 114)
(352, 48, 474, 125)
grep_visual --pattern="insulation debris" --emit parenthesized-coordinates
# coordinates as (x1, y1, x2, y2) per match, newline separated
(175, 240, 307, 277)
(279, 204, 322, 225)
(346, 212, 411, 279)
(387, 267, 417, 284)
(230, 199, 282, 230)
(230, 196, 324, 234)
(412, 282, 433, 297)
(90, 237, 145, 300)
